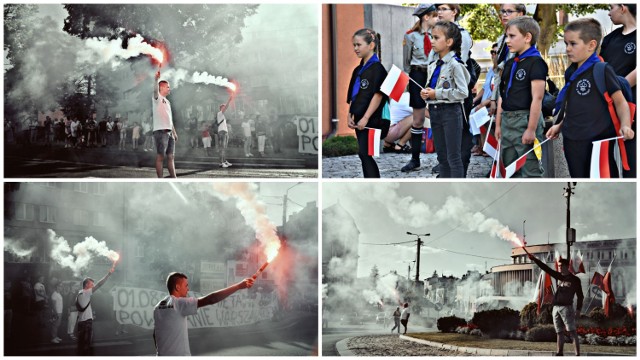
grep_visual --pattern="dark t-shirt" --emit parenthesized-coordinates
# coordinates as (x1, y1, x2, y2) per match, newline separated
(601, 28, 636, 102)
(347, 61, 388, 121)
(500, 56, 548, 111)
(531, 256, 584, 309)
(99, 120, 107, 131)
(562, 65, 621, 141)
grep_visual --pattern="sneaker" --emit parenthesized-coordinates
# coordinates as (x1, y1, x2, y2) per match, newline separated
(221, 162, 230, 168)
(245, 154, 251, 157)
(51, 338, 61, 344)
(432, 163, 441, 174)
(69, 334, 77, 341)
(54, 337, 62, 342)
(225, 161, 232, 167)
(248, 153, 254, 157)
(401, 159, 420, 172)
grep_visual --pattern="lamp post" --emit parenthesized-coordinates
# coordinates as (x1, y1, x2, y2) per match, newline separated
(563, 183, 577, 259)
(282, 182, 303, 229)
(406, 231, 430, 284)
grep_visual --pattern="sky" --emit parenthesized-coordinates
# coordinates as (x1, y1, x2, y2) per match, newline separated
(257, 182, 317, 226)
(323, 182, 636, 279)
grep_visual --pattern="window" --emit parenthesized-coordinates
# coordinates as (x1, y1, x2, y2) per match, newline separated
(73, 183, 89, 193)
(92, 212, 104, 227)
(73, 209, 89, 226)
(15, 203, 35, 221)
(90, 183, 107, 195)
(39, 205, 56, 223)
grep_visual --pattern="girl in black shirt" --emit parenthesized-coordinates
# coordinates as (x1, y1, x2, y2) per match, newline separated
(346, 28, 389, 178)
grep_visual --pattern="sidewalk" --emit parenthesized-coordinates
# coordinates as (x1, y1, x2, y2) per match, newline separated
(322, 151, 493, 178)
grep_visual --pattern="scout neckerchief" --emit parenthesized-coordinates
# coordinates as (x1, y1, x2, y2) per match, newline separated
(553, 51, 600, 115)
(351, 53, 380, 101)
(505, 45, 542, 99)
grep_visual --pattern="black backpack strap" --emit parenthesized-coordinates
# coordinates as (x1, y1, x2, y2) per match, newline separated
(76, 292, 91, 313)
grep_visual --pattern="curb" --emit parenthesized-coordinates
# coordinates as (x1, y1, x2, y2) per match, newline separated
(335, 338, 356, 356)
(399, 335, 632, 356)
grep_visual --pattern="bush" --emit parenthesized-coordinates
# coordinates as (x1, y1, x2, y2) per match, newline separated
(472, 308, 520, 339)
(322, 136, 358, 157)
(524, 324, 557, 342)
(589, 307, 606, 324)
(437, 316, 467, 333)
(520, 302, 537, 328)
(536, 304, 554, 325)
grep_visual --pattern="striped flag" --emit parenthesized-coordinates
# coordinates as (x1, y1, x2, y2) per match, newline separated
(380, 65, 410, 102)
(367, 128, 381, 157)
(590, 137, 623, 178)
(482, 117, 499, 160)
(535, 271, 555, 315)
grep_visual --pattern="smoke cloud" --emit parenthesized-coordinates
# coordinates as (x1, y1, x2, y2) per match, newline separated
(48, 229, 118, 276)
(80, 34, 163, 66)
(4, 238, 36, 258)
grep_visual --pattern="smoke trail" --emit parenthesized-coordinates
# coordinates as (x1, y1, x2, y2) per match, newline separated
(4, 238, 36, 258)
(192, 72, 236, 91)
(159, 68, 236, 91)
(339, 183, 523, 246)
(82, 34, 163, 65)
(209, 184, 280, 260)
(48, 229, 118, 276)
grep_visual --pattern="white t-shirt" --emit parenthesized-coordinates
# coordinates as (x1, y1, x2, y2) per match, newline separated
(77, 288, 94, 322)
(389, 92, 412, 126)
(401, 307, 410, 320)
(241, 121, 251, 137)
(154, 295, 198, 356)
(217, 111, 228, 133)
(51, 291, 63, 314)
(152, 94, 173, 131)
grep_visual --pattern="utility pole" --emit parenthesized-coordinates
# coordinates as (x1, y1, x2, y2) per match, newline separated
(563, 183, 577, 259)
(406, 232, 430, 285)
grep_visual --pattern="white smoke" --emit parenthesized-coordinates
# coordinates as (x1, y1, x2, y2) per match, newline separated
(209, 183, 280, 259)
(579, 233, 610, 242)
(159, 68, 236, 91)
(80, 34, 163, 66)
(4, 238, 36, 258)
(48, 229, 118, 276)
(340, 183, 522, 246)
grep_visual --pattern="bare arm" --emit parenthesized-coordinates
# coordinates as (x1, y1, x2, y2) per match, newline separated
(220, 94, 234, 114)
(154, 71, 160, 100)
(93, 267, 115, 293)
(355, 93, 383, 130)
(522, 79, 545, 144)
(625, 68, 637, 88)
(612, 90, 634, 140)
(197, 278, 253, 308)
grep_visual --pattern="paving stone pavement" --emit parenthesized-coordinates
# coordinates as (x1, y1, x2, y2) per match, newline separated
(322, 138, 570, 179)
(346, 335, 472, 356)
(322, 151, 493, 179)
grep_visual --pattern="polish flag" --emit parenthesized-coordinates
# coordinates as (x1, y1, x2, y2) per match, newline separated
(482, 118, 499, 160)
(576, 251, 585, 274)
(367, 128, 381, 157)
(591, 261, 605, 290)
(380, 65, 410, 102)
(535, 271, 555, 315)
(590, 137, 623, 178)
(602, 261, 616, 318)
(499, 153, 527, 178)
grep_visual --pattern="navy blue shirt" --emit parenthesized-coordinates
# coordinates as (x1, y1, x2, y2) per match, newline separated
(562, 64, 621, 141)
(499, 57, 548, 111)
(347, 62, 388, 121)
(601, 28, 636, 102)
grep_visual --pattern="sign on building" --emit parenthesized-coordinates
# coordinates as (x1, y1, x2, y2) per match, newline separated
(294, 116, 317, 154)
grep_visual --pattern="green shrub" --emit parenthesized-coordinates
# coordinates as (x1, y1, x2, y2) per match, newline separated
(536, 304, 554, 325)
(437, 316, 467, 333)
(525, 324, 558, 342)
(521, 302, 537, 328)
(472, 308, 520, 339)
(589, 307, 606, 324)
(322, 136, 358, 157)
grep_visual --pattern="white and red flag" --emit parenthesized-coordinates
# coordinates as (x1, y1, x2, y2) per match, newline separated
(366, 127, 381, 157)
(534, 270, 555, 315)
(591, 260, 605, 290)
(492, 138, 550, 178)
(602, 259, 616, 318)
(380, 65, 410, 102)
(482, 117, 499, 160)
(590, 137, 623, 178)
(576, 250, 585, 274)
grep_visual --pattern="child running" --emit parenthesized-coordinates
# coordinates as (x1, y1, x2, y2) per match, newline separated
(346, 28, 389, 178)
(495, 17, 547, 177)
(419, 21, 470, 178)
(546, 18, 633, 177)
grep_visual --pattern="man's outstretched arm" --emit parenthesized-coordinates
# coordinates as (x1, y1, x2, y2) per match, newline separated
(93, 266, 115, 292)
(197, 278, 254, 308)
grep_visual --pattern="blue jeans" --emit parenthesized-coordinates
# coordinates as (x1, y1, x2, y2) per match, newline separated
(430, 103, 463, 178)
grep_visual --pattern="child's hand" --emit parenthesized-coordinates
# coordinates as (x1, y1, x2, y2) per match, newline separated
(521, 129, 535, 145)
(546, 124, 561, 140)
(620, 125, 634, 140)
(347, 114, 357, 129)
(425, 88, 436, 100)
(494, 126, 501, 141)
(356, 117, 369, 131)
(420, 89, 429, 100)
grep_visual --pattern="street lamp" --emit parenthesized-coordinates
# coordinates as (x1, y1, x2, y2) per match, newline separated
(283, 182, 303, 228)
(406, 231, 430, 284)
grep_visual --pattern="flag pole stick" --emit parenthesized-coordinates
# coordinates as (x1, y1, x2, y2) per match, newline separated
(408, 77, 426, 90)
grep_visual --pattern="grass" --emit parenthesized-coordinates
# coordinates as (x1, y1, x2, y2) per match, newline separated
(409, 333, 636, 355)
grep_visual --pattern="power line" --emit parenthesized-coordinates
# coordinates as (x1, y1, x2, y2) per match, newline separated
(360, 240, 505, 261)
(361, 240, 416, 246)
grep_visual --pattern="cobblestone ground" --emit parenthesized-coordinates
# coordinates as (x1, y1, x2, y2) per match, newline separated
(347, 335, 472, 356)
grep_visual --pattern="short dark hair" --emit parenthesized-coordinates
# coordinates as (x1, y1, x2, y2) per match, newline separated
(501, 3, 527, 15)
(166, 272, 188, 293)
(507, 16, 540, 46)
(564, 18, 603, 47)
(492, 43, 499, 49)
(558, 258, 570, 266)
(158, 80, 169, 88)
(82, 277, 94, 289)
(624, 4, 636, 17)
(433, 21, 462, 57)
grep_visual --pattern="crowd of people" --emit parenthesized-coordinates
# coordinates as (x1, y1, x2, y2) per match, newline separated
(347, 3, 636, 178)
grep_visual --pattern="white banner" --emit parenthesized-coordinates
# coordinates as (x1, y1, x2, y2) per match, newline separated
(111, 286, 278, 330)
(294, 116, 318, 154)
